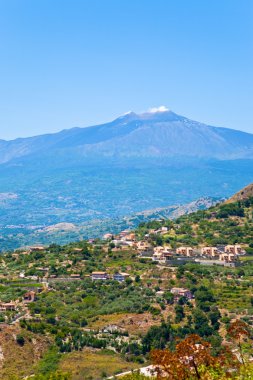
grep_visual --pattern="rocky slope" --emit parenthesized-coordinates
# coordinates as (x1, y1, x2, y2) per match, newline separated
(226, 182, 253, 203)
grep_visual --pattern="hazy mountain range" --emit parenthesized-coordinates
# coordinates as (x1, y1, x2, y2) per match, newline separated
(0, 108, 253, 249)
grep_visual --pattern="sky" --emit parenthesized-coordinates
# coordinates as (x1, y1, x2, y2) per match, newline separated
(0, 0, 252, 140)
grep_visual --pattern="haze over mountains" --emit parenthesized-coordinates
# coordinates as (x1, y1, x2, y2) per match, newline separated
(1, 108, 253, 250)
(2, 108, 253, 164)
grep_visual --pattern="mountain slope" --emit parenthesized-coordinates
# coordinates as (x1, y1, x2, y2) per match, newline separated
(1, 110, 253, 164)
(226, 182, 253, 203)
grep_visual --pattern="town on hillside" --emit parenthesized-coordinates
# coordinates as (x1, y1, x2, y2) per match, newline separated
(0, 191, 252, 378)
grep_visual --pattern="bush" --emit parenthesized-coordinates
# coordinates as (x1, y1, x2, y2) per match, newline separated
(16, 334, 25, 346)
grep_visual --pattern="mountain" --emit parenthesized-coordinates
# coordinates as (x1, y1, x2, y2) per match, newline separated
(0, 109, 253, 250)
(1, 109, 253, 164)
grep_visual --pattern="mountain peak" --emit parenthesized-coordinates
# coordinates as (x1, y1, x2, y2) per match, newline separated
(148, 106, 170, 113)
(117, 107, 173, 122)
(116, 111, 138, 122)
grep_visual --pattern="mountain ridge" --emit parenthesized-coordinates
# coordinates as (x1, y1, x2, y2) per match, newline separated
(226, 182, 253, 204)
(1, 110, 253, 164)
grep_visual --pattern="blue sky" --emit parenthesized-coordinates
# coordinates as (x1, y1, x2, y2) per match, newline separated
(0, 0, 252, 140)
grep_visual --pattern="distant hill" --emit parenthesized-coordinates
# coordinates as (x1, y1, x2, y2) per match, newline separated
(0, 196, 219, 251)
(226, 182, 253, 203)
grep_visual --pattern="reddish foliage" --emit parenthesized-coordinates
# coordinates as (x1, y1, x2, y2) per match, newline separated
(151, 334, 217, 379)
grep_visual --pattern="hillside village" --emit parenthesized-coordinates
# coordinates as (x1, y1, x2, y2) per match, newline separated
(1, 1, 253, 378)
(0, 187, 252, 378)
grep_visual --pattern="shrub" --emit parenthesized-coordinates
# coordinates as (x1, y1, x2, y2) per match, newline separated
(16, 334, 25, 346)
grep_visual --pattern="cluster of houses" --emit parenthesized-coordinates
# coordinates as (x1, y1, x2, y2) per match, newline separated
(170, 287, 193, 302)
(102, 228, 245, 268)
(0, 290, 38, 313)
(103, 230, 140, 248)
(91, 271, 130, 282)
(137, 242, 245, 267)
(156, 287, 193, 303)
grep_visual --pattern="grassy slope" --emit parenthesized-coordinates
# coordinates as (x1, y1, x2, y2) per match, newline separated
(0, 326, 50, 379)
(59, 349, 141, 380)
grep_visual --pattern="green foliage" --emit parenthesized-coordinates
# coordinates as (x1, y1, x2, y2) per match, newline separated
(142, 322, 174, 353)
(36, 346, 62, 375)
(16, 334, 25, 346)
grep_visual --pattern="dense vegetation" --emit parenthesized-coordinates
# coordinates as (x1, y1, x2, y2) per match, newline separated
(137, 197, 253, 249)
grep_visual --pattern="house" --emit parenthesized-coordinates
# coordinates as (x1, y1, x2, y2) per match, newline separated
(170, 287, 193, 301)
(113, 272, 130, 282)
(137, 241, 150, 250)
(70, 273, 81, 279)
(155, 227, 168, 235)
(153, 250, 174, 264)
(137, 241, 154, 257)
(156, 290, 165, 297)
(0, 302, 16, 311)
(91, 271, 109, 281)
(103, 233, 113, 240)
(176, 247, 194, 257)
(156, 246, 172, 254)
(23, 291, 36, 303)
(225, 245, 243, 255)
(121, 233, 136, 242)
(112, 240, 131, 247)
(29, 246, 45, 252)
(119, 230, 131, 238)
(219, 253, 237, 263)
(72, 248, 83, 252)
(37, 267, 49, 272)
(153, 246, 167, 261)
(201, 247, 219, 257)
(152, 251, 163, 262)
(162, 252, 174, 264)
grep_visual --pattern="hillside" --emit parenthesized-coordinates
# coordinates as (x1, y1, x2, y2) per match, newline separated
(0, 325, 49, 379)
(136, 183, 253, 252)
(0, 185, 252, 378)
(226, 182, 253, 203)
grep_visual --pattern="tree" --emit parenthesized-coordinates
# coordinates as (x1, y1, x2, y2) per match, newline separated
(142, 322, 174, 353)
(228, 320, 251, 366)
(208, 306, 221, 330)
(192, 308, 213, 337)
(16, 334, 25, 346)
(151, 334, 216, 379)
(175, 305, 185, 323)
